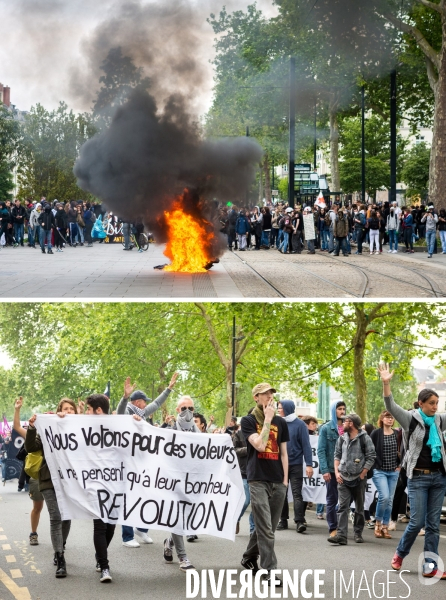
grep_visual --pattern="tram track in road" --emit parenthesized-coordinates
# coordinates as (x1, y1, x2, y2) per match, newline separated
(320, 253, 446, 298)
(230, 250, 364, 298)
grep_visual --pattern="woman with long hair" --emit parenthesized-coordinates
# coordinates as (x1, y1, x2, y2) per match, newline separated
(367, 210, 380, 255)
(25, 398, 82, 578)
(378, 363, 446, 578)
(370, 411, 400, 540)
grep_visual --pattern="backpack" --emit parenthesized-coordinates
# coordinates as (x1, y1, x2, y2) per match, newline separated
(324, 213, 331, 227)
(340, 434, 374, 479)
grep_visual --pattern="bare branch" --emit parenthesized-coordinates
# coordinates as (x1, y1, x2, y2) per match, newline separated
(194, 303, 230, 369)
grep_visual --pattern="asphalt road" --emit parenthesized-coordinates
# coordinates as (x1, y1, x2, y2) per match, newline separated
(1, 478, 446, 600)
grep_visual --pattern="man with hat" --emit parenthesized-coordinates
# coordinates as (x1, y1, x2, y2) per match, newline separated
(328, 413, 376, 545)
(116, 372, 178, 547)
(240, 383, 289, 585)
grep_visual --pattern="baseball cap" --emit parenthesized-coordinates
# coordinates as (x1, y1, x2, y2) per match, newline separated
(130, 390, 150, 403)
(252, 383, 277, 396)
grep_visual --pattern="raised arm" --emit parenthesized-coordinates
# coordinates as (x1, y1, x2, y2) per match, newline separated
(378, 363, 413, 430)
(13, 397, 27, 438)
(246, 400, 276, 452)
(143, 372, 178, 419)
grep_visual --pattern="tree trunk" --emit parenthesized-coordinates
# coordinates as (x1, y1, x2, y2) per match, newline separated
(329, 102, 341, 193)
(258, 165, 263, 204)
(263, 152, 271, 204)
(428, 17, 446, 211)
(353, 308, 368, 423)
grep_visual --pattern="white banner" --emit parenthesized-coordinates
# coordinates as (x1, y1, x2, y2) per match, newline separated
(289, 435, 378, 509)
(302, 435, 326, 504)
(303, 214, 315, 240)
(35, 415, 245, 540)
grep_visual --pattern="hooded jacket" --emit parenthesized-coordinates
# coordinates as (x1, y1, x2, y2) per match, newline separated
(280, 400, 312, 466)
(334, 429, 376, 481)
(317, 400, 345, 475)
(38, 205, 55, 231)
(334, 211, 349, 237)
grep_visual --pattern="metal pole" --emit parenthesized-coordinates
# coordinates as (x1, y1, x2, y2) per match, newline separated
(231, 316, 236, 415)
(314, 98, 317, 171)
(361, 85, 366, 204)
(272, 160, 275, 190)
(390, 70, 397, 205)
(288, 57, 296, 207)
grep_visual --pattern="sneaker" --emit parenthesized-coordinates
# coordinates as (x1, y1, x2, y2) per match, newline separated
(122, 539, 140, 548)
(329, 530, 337, 537)
(96, 562, 101, 573)
(354, 535, 364, 543)
(327, 534, 347, 545)
(186, 535, 198, 542)
(29, 532, 39, 546)
(296, 522, 307, 534)
(317, 514, 324, 520)
(422, 569, 446, 579)
(366, 521, 375, 529)
(264, 572, 283, 587)
(398, 515, 410, 523)
(388, 520, 397, 531)
(241, 557, 259, 573)
(392, 249, 398, 253)
(391, 553, 403, 571)
(179, 558, 196, 572)
(100, 568, 112, 582)
(375, 251, 380, 255)
(163, 538, 174, 563)
(276, 521, 288, 531)
(418, 528, 425, 536)
(387, 249, 392, 253)
(134, 530, 153, 544)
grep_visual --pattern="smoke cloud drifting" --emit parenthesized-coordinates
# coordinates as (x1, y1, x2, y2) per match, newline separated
(74, 89, 263, 249)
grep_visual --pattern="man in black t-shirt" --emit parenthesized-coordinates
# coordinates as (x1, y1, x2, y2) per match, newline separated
(240, 383, 289, 584)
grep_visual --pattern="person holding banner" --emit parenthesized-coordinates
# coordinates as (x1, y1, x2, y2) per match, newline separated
(25, 398, 81, 578)
(117, 372, 178, 548)
(240, 383, 289, 585)
(162, 394, 201, 572)
(378, 363, 446, 578)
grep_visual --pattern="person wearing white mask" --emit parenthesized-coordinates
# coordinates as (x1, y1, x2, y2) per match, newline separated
(162, 395, 200, 572)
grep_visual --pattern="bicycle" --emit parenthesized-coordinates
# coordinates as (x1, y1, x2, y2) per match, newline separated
(121, 231, 149, 251)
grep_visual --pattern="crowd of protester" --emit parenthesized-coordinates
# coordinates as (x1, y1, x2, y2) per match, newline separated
(1, 366, 446, 584)
(220, 200, 446, 258)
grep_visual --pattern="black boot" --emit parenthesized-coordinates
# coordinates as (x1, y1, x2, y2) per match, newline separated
(41, 249, 46, 254)
(55, 552, 67, 578)
(47, 249, 54, 254)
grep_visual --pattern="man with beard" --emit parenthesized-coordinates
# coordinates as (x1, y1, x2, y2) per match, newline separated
(328, 413, 376, 546)
(240, 383, 289, 585)
(163, 395, 201, 572)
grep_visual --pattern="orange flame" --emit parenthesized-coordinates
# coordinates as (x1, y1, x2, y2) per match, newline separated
(163, 201, 215, 273)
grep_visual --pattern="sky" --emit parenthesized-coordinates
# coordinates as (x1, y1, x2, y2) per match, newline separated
(0, 0, 278, 116)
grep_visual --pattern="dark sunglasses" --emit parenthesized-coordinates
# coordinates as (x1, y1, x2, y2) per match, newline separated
(180, 406, 194, 412)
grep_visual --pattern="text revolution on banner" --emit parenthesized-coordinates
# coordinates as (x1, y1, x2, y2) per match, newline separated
(35, 415, 245, 540)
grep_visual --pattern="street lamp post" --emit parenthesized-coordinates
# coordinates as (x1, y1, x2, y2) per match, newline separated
(288, 57, 296, 208)
(231, 316, 245, 416)
(390, 70, 397, 205)
(361, 85, 366, 205)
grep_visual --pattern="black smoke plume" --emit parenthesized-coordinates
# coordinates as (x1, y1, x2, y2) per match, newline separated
(74, 88, 263, 251)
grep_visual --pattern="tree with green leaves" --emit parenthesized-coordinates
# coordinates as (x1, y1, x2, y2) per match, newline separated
(401, 142, 431, 200)
(0, 104, 24, 200)
(17, 102, 97, 201)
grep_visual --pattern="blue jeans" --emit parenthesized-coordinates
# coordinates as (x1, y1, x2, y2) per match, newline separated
(316, 503, 325, 515)
(261, 231, 270, 247)
(320, 230, 329, 250)
(279, 231, 290, 254)
(28, 226, 36, 246)
(276, 229, 284, 248)
(440, 230, 446, 253)
(388, 229, 398, 251)
(122, 525, 148, 542)
(14, 223, 24, 244)
(334, 237, 348, 256)
(76, 226, 85, 244)
(239, 479, 255, 534)
(426, 229, 436, 255)
(328, 230, 334, 252)
(372, 469, 399, 525)
(40, 229, 52, 251)
(396, 471, 446, 571)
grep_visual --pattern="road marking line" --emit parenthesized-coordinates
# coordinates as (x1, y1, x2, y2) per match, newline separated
(0, 567, 31, 600)
(10, 570, 22, 579)
(0, 535, 7, 541)
(5, 556, 16, 563)
(2, 545, 11, 550)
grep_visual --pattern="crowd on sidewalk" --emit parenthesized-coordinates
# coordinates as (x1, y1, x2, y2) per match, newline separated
(221, 200, 446, 258)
